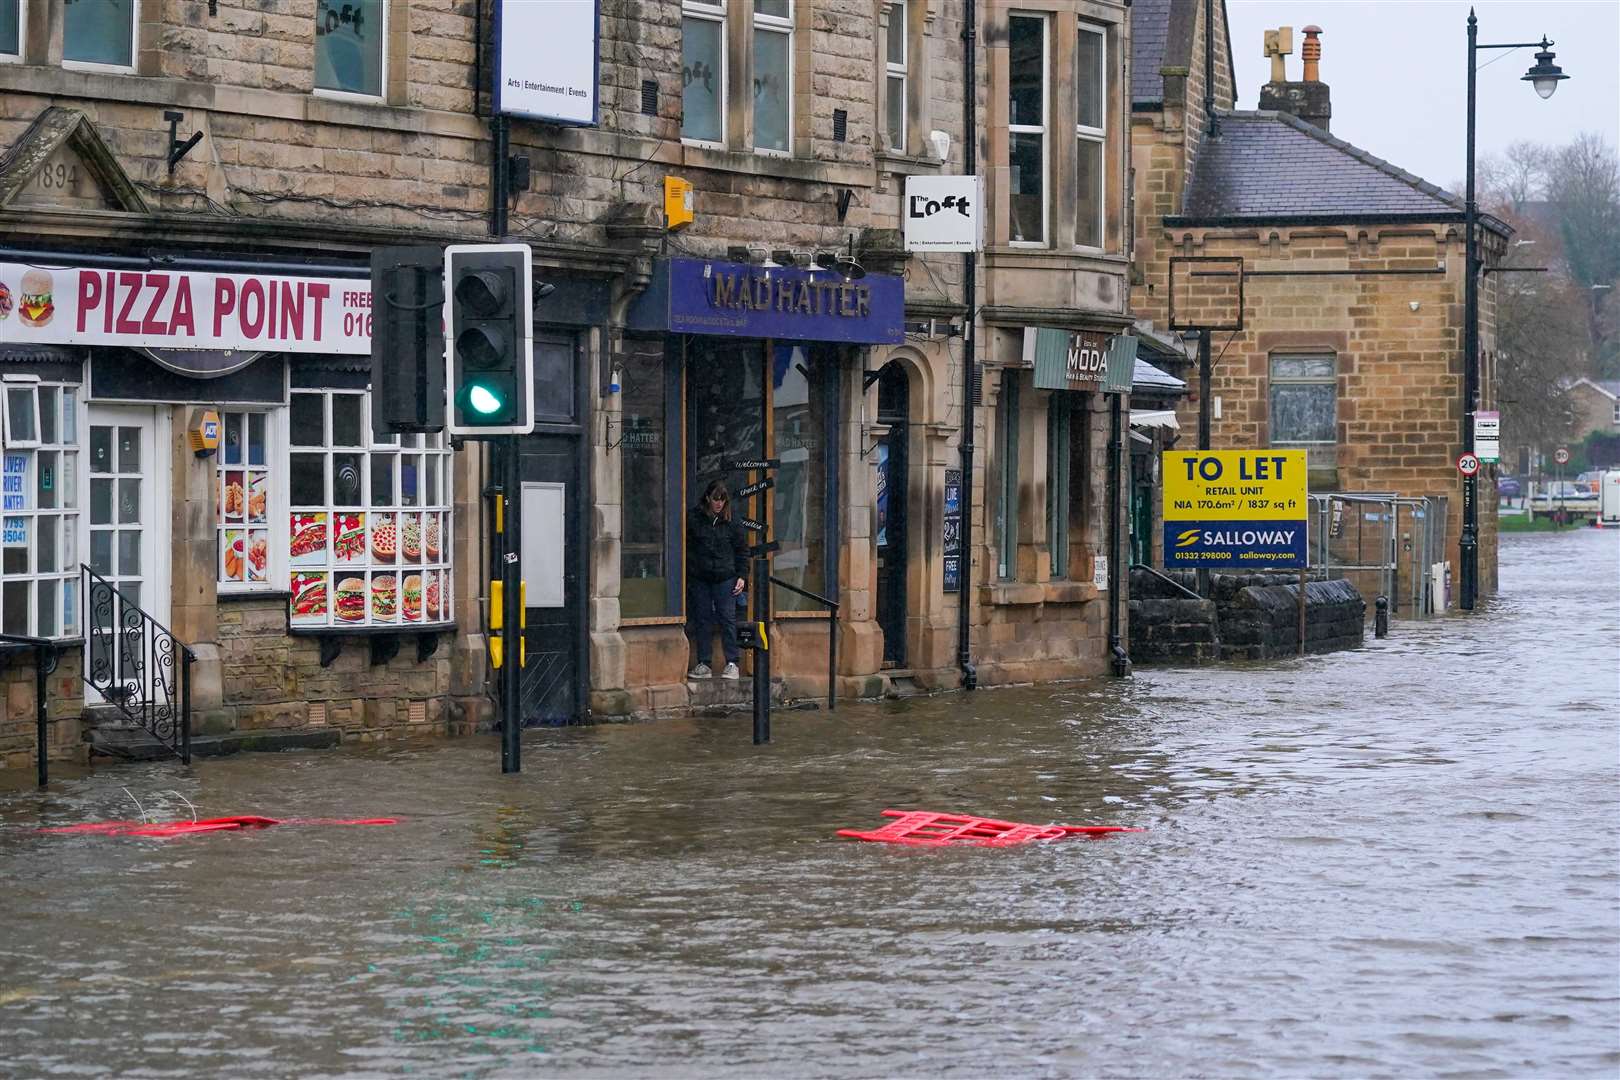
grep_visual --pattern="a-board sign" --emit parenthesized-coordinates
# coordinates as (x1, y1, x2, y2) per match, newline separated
(1162, 450, 1307, 568)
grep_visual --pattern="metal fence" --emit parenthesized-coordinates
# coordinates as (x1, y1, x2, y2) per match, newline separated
(1307, 493, 1450, 616)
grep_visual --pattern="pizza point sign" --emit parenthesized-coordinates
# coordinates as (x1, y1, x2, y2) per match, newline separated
(0, 261, 374, 354)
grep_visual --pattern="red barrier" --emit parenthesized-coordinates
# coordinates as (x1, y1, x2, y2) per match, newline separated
(837, 809, 1142, 847)
(39, 815, 399, 838)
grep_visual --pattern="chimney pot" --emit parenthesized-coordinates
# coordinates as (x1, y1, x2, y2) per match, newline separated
(1301, 26, 1323, 82)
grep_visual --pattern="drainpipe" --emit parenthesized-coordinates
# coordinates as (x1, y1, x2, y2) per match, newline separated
(1107, 393, 1130, 675)
(957, 0, 978, 690)
(1204, 0, 1220, 136)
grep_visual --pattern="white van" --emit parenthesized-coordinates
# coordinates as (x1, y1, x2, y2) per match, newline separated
(1600, 470, 1620, 525)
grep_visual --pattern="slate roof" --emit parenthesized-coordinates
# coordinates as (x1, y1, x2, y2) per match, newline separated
(1133, 357, 1186, 391)
(1131, 0, 1174, 108)
(1173, 111, 1511, 234)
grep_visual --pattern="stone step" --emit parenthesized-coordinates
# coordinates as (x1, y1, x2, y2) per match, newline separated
(90, 726, 342, 763)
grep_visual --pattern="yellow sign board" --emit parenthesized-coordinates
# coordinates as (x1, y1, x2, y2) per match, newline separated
(1162, 450, 1308, 567)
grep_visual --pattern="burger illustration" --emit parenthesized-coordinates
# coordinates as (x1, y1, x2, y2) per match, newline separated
(334, 577, 367, 622)
(371, 574, 397, 619)
(402, 574, 422, 620)
(19, 269, 53, 328)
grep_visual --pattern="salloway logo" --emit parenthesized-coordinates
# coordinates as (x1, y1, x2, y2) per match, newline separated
(1181, 527, 1298, 546)
(1175, 528, 1201, 548)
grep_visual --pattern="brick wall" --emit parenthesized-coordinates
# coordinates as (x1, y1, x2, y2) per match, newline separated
(0, 648, 84, 773)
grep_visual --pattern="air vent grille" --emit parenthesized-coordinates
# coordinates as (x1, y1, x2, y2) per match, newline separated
(641, 80, 658, 116)
(833, 109, 848, 142)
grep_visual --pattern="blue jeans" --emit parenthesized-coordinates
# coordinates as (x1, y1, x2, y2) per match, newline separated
(689, 578, 740, 666)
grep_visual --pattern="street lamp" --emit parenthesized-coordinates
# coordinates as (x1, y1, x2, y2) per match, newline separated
(1460, 9, 1569, 611)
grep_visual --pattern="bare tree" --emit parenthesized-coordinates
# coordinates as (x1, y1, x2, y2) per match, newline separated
(1544, 134, 1620, 376)
(1478, 140, 1547, 215)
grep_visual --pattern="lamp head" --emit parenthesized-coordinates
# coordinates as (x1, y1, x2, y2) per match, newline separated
(1522, 40, 1568, 99)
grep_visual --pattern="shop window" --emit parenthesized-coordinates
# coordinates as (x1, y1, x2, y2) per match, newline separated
(619, 343, 677, 619)
(1075, 24, 1107, 249)
(0, 0, 20, 60)
(1007, 14, 1047, 245)
(287, 390, 452, 629)
(314, 0, 385, 98)
(0, 380, 80, 640)
(996, 372, 1021, 580)
(752, 1, 792, 154)
(1046, 393, 1072, 577)
(771, 344, 835, 611)
(216, 411, 276, 592)
(681, 0, 727, 145)
(1269, 354, 1337, 465)
(64, 0, 136, 70)
(884, 2, 907, 152)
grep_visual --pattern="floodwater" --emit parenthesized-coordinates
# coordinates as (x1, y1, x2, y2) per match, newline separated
(2, 531, 1617, 1079)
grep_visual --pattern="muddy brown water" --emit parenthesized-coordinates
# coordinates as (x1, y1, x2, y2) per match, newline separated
(2, 530, 1617, 1078)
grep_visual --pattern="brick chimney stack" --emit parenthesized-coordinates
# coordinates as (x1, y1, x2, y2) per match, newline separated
(1259, 24, 1332, 132)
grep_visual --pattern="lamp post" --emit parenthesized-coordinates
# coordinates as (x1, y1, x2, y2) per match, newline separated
(1460, 10, 1567, 611)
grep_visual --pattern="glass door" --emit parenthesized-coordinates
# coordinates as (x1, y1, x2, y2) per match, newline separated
(85, 407, 164, 703)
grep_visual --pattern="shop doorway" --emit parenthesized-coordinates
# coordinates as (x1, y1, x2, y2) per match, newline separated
(83, 405, 170, 703)
(875, 363, 909, 667)
(511, 334, 587, 725)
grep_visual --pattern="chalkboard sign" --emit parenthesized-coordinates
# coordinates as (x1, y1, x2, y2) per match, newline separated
(943, 467, 963, 593)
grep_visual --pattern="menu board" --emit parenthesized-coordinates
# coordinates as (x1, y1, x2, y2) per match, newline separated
(287, 508, 450, 628)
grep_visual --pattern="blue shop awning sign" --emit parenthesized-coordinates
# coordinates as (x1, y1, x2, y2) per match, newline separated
(627, 258, 904, 345)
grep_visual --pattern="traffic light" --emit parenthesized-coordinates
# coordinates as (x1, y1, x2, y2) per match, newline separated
(445, 243, 533, 436)
(369, 245, 445, 437)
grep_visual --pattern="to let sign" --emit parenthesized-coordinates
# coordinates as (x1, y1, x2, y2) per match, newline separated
(1162, 450, 1308, 568)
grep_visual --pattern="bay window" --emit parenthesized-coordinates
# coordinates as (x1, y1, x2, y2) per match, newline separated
(1075, 24, 1107, 249)
(682, 0, 727, 144)
(314, 0, 385, 98)
(0, 379, 80, 639)
(64, 0, 135, 70)
(885, 2, 908, 152)
(287, 390, 453, 629)
(752, 0, 792, 153)
(1007, 14, 1047, 245)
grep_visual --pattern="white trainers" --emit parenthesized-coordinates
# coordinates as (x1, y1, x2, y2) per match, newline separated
(688, 663, 713, 679)
(720, 662, 740, 680)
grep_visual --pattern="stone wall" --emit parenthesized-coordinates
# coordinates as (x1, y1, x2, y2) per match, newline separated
(1129, 568, 1365, 663)
(0, 647, 84, 772)
(214, 597, 455, 742)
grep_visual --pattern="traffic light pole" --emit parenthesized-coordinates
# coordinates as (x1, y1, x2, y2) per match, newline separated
(500, 435, 523, 773)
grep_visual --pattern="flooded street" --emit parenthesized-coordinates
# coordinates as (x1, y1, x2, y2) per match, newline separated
(2, 529, 1617, 1078)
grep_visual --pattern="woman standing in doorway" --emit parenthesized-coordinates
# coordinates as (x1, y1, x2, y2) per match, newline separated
(687, 479, 749, 679)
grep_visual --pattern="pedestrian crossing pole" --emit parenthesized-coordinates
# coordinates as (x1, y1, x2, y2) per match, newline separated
(500, 435, 523, 773)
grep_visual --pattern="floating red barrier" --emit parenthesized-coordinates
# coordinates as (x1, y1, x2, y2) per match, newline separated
(38, 815, 399, 838)
(837, 809, 1142, 847)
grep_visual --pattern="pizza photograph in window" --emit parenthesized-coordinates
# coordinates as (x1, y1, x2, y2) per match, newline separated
(424, 569, 442, 622)
(371, 511, 397, 563)
(401, 512, 422, 564)
(290, 571, 329, 625)
(289, 512, 328, 567)
(426, 512, 443, 561)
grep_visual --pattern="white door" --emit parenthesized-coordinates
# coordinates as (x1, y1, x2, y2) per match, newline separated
(84, 407, 169, 704)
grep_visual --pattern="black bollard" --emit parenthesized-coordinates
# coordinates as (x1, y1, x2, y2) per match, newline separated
(1374, 595, 1389, 638)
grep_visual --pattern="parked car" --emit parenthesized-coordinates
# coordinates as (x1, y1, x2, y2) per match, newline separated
(1497, 475, 1522, 499)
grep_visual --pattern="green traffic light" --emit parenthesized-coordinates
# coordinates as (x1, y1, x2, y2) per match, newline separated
(467, 384, 504, 415)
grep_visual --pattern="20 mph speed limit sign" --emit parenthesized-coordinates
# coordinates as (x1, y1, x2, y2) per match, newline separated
(1457, 453, 1481, 477)
(1554, 447, 1571, 465)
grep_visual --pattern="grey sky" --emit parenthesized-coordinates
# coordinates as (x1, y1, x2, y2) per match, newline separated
(1225, 1, 1620, 192)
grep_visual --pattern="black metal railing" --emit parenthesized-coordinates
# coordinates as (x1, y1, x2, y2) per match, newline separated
(0, 632, 56, 787)
(770, 576, 838, 712)
(81, 565, 193, 764)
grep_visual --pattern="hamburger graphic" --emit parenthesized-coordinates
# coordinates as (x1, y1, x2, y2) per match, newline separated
(334, 577, 366, 622)
(402, 574, 422, 621)
(371, 574, 397, 619)
(19, 269, 53, 328)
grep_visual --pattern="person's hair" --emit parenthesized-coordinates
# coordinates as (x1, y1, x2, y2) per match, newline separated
(698, 479, 732, 521)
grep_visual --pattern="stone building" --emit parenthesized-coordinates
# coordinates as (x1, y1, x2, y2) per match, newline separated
(1129, 5, 1506, 608)
(0, 1, 1138, 774)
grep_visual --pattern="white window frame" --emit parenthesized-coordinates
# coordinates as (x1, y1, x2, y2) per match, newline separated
(752, 0, 793, 157)
(286, 389, 454, 629)
(2, 376, 41, 450)
(1074, 21, 1108, 251)
(0, 0, 26, 63)
(1611, 398, 1620, 425)
(0, 376, 82, 641)
(884, 1, 908, 153)
(681, 0, 728, 149)
(61, 0, 138, 75)
(215, 409, 286, 596)
(1007, 12, 1049, 248)
(312, 0, 387, 103)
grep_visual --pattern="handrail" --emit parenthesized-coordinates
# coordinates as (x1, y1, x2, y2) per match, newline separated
(1131, 563, 1204, 601)
(769, 575, 838, 712)
(0, 632, 54, 787)
(80, 565, 193, 764)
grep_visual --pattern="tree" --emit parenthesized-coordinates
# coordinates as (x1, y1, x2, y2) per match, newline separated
(1544, 134, 1620, 376)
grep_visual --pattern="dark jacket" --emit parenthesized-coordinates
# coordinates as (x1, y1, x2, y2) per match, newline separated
(687, 506, 749, 584)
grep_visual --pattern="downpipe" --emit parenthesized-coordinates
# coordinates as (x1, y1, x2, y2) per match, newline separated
(1107, 394, 1130, 676)
(956, 0, 978, 692)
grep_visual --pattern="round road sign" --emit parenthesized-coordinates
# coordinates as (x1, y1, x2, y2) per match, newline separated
(1554, 447, 1571, 465)
(1457, 453, 1481, 477)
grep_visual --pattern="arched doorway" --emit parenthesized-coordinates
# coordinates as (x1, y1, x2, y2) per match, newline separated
(875, 363, 909, 667)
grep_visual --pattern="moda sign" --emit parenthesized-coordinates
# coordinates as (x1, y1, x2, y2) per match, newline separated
(0, 261, 372, 354)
